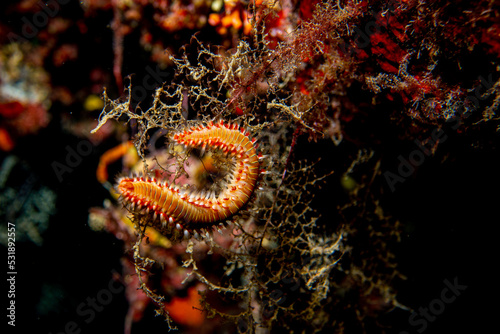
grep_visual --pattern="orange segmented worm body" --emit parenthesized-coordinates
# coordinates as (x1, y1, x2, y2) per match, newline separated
(96, 141, 135, 184)
(117, 120, 259, 233)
